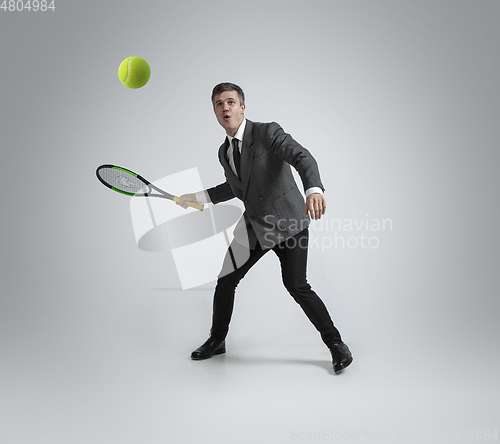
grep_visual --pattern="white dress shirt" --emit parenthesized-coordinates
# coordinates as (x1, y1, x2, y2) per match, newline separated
(195, 119, 323, 204)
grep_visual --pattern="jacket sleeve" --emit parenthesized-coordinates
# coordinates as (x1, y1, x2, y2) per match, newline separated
(267, 122, 325, 192)
(206, 181, 235, 204)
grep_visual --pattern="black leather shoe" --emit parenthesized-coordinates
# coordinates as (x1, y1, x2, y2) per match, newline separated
(191, 337, 226, 360)
(329, 342, 353, 373)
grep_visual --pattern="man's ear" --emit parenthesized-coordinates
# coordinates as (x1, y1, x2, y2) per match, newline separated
(241, 104, 246, 113)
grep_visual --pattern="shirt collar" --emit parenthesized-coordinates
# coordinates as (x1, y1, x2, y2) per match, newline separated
(227, 118, 246, 145)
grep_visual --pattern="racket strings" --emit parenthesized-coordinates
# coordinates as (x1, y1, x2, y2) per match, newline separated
(98, 167, 150, 195)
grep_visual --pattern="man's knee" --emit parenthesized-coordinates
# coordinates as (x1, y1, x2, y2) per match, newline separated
(216, 267, 248, 290)
(282, 275, 310, 294)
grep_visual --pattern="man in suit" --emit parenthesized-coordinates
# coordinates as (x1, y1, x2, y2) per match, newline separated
(177, 82, 352, 373)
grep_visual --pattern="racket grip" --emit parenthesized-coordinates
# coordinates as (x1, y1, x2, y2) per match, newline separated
(173, 196, 204, 211)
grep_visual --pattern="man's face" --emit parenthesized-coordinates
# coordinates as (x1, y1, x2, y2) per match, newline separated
(213, 90, 245, 136)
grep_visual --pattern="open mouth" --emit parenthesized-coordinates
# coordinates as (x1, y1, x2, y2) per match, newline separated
(223, 115, 230, 121)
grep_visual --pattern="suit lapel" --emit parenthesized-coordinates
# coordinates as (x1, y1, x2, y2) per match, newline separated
(240, 120, 254, 198)
(218, 137, 231, 172)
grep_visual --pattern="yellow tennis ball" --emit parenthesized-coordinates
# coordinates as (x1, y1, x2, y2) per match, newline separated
(118, 56, 151, 89)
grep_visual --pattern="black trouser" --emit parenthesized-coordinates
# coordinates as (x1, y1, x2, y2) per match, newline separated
(210, 227, 342, 347)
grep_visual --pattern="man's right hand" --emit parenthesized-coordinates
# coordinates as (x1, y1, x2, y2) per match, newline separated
(176, 193, 197, 209)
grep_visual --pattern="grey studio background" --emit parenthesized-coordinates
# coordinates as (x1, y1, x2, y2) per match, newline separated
(1, 1, 499, 443)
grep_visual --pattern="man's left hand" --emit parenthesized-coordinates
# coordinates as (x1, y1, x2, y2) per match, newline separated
(305, 193, 326, 220)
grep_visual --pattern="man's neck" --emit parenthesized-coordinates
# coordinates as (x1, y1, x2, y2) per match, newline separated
(226, 118, 245, 138)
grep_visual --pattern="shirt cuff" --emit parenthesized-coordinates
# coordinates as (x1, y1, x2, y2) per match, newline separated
(305, 187, 324, 198)
(195, 190, 211, 204)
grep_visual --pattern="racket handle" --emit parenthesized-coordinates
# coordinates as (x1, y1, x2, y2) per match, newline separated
(173, 196, 204, 211)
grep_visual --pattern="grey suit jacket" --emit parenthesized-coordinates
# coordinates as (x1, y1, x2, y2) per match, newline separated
(207, 120, 325, 249)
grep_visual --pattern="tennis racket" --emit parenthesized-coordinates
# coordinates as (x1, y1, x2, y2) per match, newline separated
(96, 164, 204, 211)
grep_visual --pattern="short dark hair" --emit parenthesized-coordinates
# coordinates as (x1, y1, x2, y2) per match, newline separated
(211, 82, 245, 107)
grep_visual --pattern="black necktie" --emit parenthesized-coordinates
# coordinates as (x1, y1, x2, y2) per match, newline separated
(232, 138, 241, 178)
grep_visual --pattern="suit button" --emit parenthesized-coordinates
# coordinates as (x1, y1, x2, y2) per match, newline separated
(258, 196, 263, 200)
(244, 200, 248, 203)
(264, 212, 268, 216)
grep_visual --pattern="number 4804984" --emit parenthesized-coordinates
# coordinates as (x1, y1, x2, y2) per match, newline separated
(1, 0, 56, 11)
